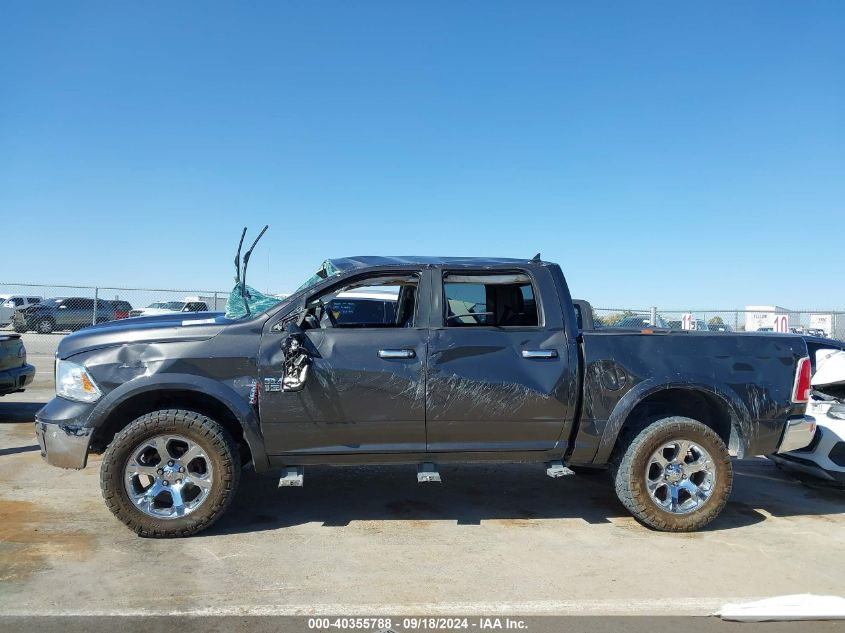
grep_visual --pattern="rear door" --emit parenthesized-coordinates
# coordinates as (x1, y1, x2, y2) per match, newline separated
(258, 269, 431, 455)
(57, 298, 89, 328)
(425, 266, 578, 452)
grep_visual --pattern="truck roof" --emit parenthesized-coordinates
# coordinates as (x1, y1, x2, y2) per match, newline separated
(327, 256, 544, 271)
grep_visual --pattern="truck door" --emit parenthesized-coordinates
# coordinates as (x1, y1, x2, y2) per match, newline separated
(258, 269, 430, 455)
(425, 267, 577, 452)
(60, 298, 90, 329)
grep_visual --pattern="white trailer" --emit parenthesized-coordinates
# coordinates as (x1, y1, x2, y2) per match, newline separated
(745, 305, 791, 333)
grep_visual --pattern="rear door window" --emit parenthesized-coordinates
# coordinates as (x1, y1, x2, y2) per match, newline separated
(443, 273, 539, 327)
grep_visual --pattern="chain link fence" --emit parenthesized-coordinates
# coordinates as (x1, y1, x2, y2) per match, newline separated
(1, 283, 232, 356)
(3, 281, 843, 357)
(593, 307, 845, 340)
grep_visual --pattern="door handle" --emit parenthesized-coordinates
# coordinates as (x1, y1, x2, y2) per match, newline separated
(378, 349, 416, 359)
(521, 349, 558, 359)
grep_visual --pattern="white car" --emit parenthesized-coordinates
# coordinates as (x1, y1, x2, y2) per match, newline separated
(770, 342, 845, 486)
(128, 300, 210, 318)
(0, 295, 43, 327)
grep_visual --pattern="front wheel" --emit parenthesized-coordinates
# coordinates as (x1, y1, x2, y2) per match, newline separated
(612, 416, 732, 531)
(100, 409, 241, 538)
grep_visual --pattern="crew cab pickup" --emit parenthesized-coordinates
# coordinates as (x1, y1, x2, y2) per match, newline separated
(34, 256, 815, 537)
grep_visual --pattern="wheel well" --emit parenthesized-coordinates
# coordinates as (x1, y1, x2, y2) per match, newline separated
(611, 388, 734, 459)
(90, 389, 252, 464)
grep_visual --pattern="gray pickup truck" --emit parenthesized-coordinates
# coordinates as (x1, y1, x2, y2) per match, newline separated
(35, 255, 815, 537)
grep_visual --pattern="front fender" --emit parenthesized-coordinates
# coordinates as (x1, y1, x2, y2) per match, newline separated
(593, 377, 751, 464)
(86, 373, 270, 472)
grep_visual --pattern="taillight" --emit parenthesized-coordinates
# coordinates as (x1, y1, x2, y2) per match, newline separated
(792, 356, 812, 403)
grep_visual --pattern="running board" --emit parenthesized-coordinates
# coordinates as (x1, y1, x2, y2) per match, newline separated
(546, 460, 574, 478)
(417, 462, 441, 483)
(278, 466, 304, 487)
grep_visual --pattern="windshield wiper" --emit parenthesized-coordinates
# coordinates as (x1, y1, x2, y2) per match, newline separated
(234, 225, 269, 317)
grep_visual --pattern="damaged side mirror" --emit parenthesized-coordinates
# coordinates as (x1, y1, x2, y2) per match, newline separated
(281, 323, 311, 392)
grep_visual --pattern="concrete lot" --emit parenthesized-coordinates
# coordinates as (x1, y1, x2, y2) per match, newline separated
(1, 355, 844, 618)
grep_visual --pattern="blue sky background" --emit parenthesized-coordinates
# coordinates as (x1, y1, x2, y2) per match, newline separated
(2, 2, 843, 308)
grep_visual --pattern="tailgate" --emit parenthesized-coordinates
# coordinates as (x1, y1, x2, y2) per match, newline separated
(0, 334, 25, 372)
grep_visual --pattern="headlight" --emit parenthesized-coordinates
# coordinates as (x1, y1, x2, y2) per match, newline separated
(55, 359, 102, 403)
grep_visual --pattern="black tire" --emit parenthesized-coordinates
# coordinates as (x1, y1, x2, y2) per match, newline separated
(612, 416, 732, 532)
(101, 409, 240, 538)
(36, 318, 55, 334)
(13, 324, 27, 333)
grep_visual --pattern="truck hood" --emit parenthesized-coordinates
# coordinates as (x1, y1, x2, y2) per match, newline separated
(57, 312, 231, 359)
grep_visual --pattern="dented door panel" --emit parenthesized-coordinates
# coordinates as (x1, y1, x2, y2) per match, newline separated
(259, 328, 427, 454)
(425, 266, 578, 452)
(426, 328, 575, 450)
(257, 270, 432, 455)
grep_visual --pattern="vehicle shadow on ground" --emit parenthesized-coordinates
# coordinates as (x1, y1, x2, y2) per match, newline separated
(0, 403, 43, 424)
(206, 457, 843, 537)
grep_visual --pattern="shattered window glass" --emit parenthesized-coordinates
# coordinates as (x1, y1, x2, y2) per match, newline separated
(224, 285, 285, 319)
(295, 260, 341, 293)
(224, 260, 341, 319)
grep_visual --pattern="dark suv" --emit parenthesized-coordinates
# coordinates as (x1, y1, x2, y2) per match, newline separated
(13, 297, 123, 334)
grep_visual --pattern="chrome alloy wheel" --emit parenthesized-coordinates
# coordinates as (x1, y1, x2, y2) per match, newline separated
(124, 434, 214, 519)
(645, 440, 716, 514)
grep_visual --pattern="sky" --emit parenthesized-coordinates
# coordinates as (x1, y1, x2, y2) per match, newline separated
(2, 2, 843, 309)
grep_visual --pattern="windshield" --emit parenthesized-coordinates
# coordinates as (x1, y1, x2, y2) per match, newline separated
(295, 259, 341, 293)
(225, 285, 285, 319)
(223, 260, 343, 319)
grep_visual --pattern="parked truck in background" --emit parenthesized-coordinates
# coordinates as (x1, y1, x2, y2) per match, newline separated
(34, 255, 814, 537)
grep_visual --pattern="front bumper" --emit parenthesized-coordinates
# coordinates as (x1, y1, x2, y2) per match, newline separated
(776, 415, 817, 454)
(35, 421, 93, 469)
(0, 363, 35, 395)
(35, 397, 98, 469)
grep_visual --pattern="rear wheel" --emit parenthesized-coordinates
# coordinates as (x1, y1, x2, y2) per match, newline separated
(612, 416, 732, 531)
(36, 318, 55, 334)
(100, 409, 240, 538)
